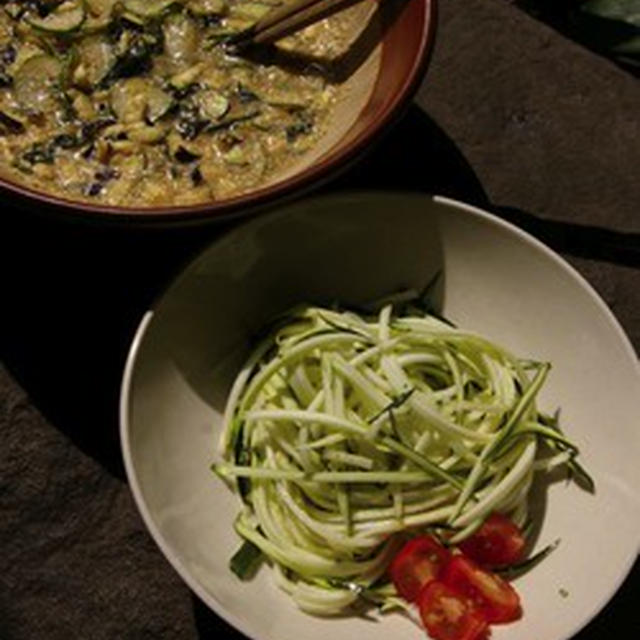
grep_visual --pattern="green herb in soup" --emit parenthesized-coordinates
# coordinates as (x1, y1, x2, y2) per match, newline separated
(0, 0, 357, 206)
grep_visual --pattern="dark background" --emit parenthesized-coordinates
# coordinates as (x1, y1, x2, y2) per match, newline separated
(2, 0, 639, 638)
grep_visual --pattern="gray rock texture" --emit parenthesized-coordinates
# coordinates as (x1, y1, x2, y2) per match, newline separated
(2, 0, 638, 638)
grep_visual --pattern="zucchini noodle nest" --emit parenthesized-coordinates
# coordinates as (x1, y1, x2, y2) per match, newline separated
(213, 297, 586, 615)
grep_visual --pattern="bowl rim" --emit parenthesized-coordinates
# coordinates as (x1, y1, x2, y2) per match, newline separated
(0, 0, 437, 224)
(120, 190, 640, 640)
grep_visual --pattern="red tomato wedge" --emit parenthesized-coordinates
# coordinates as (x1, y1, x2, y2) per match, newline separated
(418, 580, 489, 640)
(458, 513, 526, 568)
(389, 535, 451, 602)
(441, 555, 522, 624)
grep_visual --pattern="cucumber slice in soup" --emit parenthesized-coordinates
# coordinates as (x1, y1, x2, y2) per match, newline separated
(110, 77, 150, 123)
(111, 78, 175, 123)
(76, 36, 115, 87)
(122, 0, 181, 18)
(196, 89, 229, 120)
(146, 86, 175, 123)
(163, 12, 199, 68)
(232, 2, 277, 21)
(13, 55, 63, 114)
(8, 43, 46, 78)
(85, 0, 118, 15)
(188, 0, 227, 15)
(26, 1, 86, 33)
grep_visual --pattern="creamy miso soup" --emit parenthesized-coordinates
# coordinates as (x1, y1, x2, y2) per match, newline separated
(0, 0, 370, 206)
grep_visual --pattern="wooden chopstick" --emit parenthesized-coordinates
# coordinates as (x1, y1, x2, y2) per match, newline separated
(227, 0, 366, 48)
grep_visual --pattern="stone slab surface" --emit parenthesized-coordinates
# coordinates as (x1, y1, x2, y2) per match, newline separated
(2, 1, 638, 638)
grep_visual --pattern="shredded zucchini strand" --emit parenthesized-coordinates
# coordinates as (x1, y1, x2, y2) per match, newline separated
(213, 301, 586, 615)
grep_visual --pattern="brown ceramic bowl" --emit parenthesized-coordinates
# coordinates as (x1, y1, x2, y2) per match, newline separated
(2, 0, 436, 224)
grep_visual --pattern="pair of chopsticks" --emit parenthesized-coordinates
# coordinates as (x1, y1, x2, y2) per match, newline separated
(226, 0, 365, 49)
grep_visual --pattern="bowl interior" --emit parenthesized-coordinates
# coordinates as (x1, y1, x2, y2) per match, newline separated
(1, 1, 434, 220)
(121, 192, 640, 640)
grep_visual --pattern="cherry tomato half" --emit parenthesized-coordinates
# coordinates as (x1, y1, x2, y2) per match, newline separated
(418, 580, 489, 640)
(458, 513, 526, 568)
(442, 555, 521, 624)
(389, 535, 451, 602)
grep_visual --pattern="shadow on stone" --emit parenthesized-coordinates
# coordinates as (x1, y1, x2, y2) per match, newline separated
(2, 217, 223, 480)
(492, 205, 640, 268)
(192, 593, 249, 640)
(330, 102, 490, 206)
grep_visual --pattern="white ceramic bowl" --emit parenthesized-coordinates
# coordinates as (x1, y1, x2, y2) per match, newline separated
(120, 192, 640, 640)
